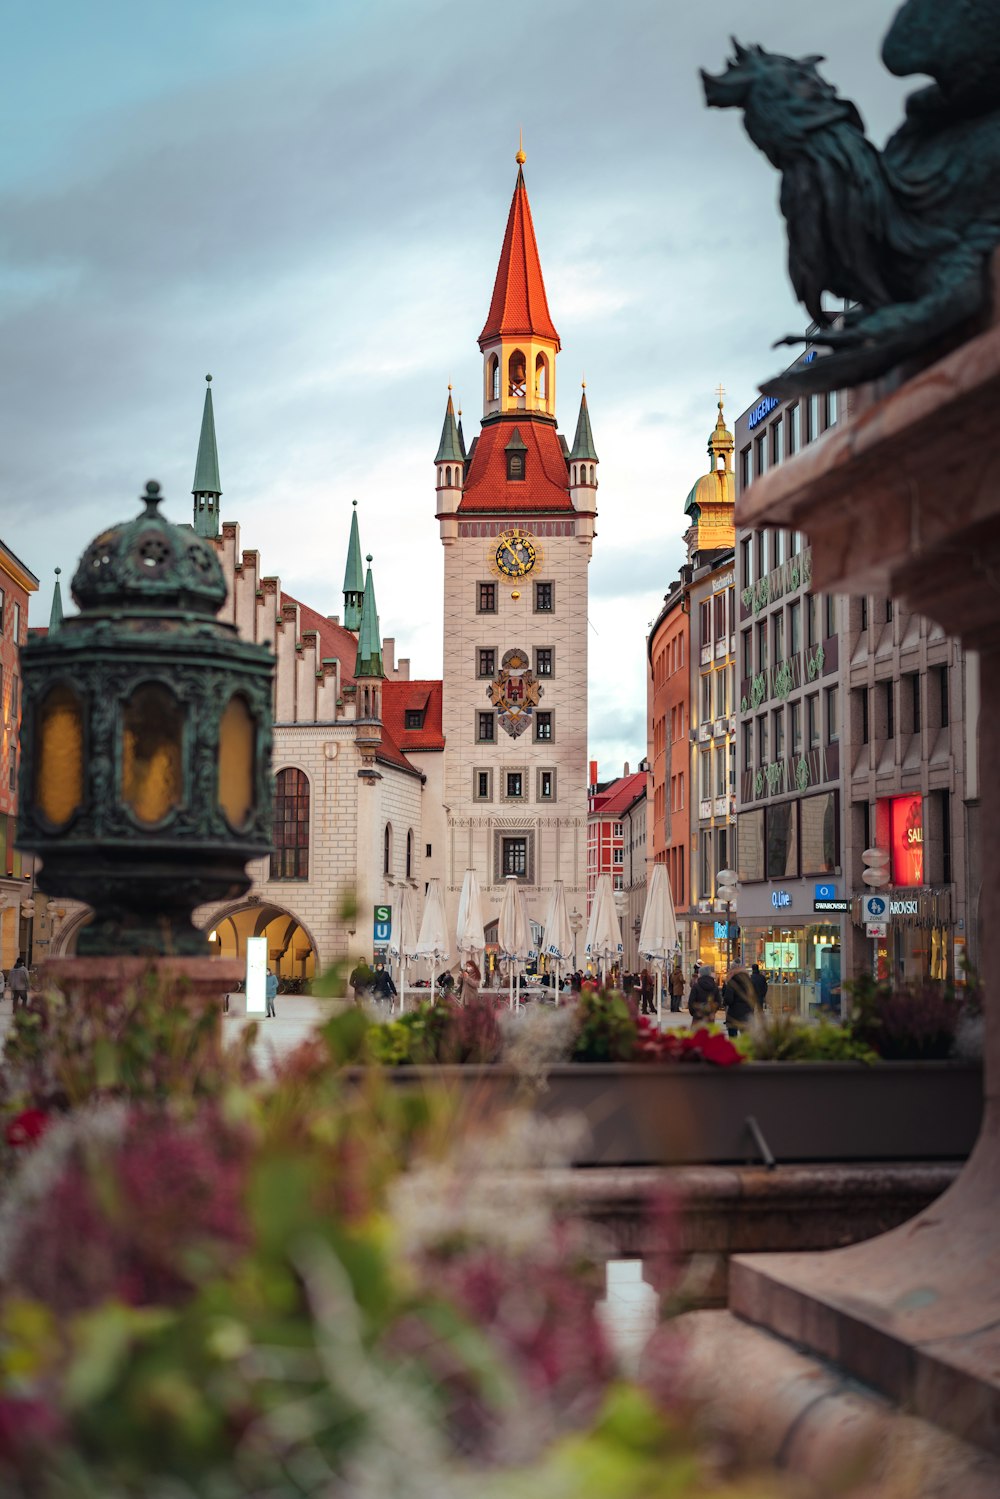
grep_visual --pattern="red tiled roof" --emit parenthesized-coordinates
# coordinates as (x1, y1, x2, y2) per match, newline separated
(457, 419, 572, 513)
(479, 168, 560, 350)
(382, 679, 445, 752)
(591, 772, 647, 818)
(282, 592, 359, 687)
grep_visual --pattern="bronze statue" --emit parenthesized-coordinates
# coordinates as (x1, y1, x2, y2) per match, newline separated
(702, 1, 1000, 396)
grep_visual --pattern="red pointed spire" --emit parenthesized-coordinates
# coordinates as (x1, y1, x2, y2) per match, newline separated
(478, 167, 561, 351)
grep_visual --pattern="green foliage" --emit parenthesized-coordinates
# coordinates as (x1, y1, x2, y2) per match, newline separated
(847, 975, 968, 1060)
(570, 988, 638, 1063)
(0, 971, 257, 1119)
(737, 1015, 878, 1063)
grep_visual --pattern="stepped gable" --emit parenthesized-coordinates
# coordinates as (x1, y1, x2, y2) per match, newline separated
(382, 679, 445, 751)
(457, 419, 573, 513)
(281, 592, 359, 686)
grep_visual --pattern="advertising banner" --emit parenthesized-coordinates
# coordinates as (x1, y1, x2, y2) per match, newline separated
(889, 794, 923, 887)
(246, 935, 267, 1015)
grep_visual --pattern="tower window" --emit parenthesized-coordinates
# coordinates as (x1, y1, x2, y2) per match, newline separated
(534, 647, 553, 677)
(476, 711, 495, 743)
(477, 647, 496, 677)
(404, 709, 424, 730)
(478, 581, 497, 613)
(534, 352, 548, 400)
(507, 451, 525, 481)
(502, 837, 527, 877)
(534, 581, 553, 612)
(535, 711, 553, 742)
(508, 349, 527, 397)
(505, 771, 523, 799)
(489, 354, 500, 402)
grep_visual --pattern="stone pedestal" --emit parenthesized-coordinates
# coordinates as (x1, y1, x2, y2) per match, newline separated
(730, 265, 1000, 1457)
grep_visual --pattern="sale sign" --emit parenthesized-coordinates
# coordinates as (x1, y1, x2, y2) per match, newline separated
(889, 794, 923, 887)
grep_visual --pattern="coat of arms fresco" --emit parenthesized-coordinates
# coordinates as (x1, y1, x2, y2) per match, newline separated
(487, 648, 543, 739)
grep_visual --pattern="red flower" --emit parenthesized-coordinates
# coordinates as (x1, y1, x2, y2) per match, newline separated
(5, 1109, 51, 1148)
(686, 1029, 743, 1067)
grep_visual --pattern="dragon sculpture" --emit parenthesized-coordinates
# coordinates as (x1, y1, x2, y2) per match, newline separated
(702, 0, 1000, 396)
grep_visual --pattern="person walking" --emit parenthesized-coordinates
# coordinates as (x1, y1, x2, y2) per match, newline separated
(459, 959, 481, 1006)
(9, 958, 29, 1012)
(668, 963, 686, 1013)
(265, 969, 278, 1019)
(687, 964, 720, 1023)
(638, 968, 655, 1016)
(750, 962, 769, 1010)
(722, 965, 758, 1038)
(372, 962, 397, 1009)
(349, 959, 373, 1006)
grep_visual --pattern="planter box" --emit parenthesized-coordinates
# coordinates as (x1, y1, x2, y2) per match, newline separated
(372, 1062, 982, 1167)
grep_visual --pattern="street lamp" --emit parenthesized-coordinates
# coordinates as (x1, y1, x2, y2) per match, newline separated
(717, 868, 738, 970)
(16, 481, 275, 957)
(569, 907, 582, 973)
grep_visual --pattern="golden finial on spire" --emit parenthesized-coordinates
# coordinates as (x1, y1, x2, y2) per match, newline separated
(715, 382, 726, 408)
(582, 371, 586, 390)
(516, 127, 526, 166)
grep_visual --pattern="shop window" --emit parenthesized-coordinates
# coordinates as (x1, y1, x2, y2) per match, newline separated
(800, 790, 838, 874)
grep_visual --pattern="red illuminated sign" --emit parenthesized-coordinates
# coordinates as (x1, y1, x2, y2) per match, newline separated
(889, 794, 923, 887)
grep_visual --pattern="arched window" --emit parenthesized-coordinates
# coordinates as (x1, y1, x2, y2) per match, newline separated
(534, 352, 548, 400)
(589, 464, 596, 485)
(445, 465, 452, 486)
(489, 355, 500, 402)
(270, 767, 309, 880)
(406, 829, 413, 878)
(508, 349, 527, 398)
(383, 822, 392, 875)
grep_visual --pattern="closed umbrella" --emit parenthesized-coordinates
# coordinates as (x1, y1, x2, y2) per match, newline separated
(638, 862, 679, 1023)
(413, 877, 450, 993)
(541, 878, 572, 1004)
(456, 868, 486, 1000)
(497, 874, 531, 1011)
(389, 885, 420, 1013)
(585, 873, 624, 985)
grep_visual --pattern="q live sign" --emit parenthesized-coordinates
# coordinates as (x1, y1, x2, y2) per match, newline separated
(373, 904, 392, 945)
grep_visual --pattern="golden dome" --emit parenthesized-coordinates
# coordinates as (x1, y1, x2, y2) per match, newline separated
(684, 467, 735, 517)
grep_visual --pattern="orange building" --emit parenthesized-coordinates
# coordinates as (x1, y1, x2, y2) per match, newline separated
(647, 578, 690, 924)
(1, 539, 39, 968)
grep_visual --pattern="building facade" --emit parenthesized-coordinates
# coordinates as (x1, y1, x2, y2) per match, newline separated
(733, 365, 978, 1005)
(438, 155, 595, 956)
(647, 577, 690, 937)
(0, 543, 38, 969)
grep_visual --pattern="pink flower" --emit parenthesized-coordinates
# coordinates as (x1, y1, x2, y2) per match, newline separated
(5, 1109, 51, 1148)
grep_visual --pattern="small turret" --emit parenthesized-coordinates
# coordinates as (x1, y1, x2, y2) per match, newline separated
(343, 501, 365, 632)
(435, 386, 465, 545)
(354, 554, 384, 777)
(354, 554, 384, 682)
(192, 375, 222, 540)
(568, 381, 599, 544)
(49, 567, 64, 634)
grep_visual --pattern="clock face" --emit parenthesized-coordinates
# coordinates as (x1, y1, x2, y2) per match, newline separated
(493, 528, 538, 579)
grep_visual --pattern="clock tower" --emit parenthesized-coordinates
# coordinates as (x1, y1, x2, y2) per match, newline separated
(437, 147, 597, 956)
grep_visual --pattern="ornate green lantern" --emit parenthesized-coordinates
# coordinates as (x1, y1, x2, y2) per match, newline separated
(17, 481, 273, 956)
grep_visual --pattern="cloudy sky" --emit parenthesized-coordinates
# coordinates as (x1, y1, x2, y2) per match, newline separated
(2, 0, 912, 777)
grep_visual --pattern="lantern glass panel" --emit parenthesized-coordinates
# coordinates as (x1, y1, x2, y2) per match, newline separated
(122, 684, 183, 825)
(35, 683, 84, 827)
(218, 694, 255, 828)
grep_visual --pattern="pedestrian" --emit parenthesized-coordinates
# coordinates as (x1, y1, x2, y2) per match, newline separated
(372, 962, 397, 1008)
(750, 962, 769, 1010)
(687, 963, 720, 1023)
(9, 958, 29, 1012)
(349, 959, 373, 1006)
(265, 969, 278, 1018)
(722, 965, 758, 1037)
(459, 958, 481, 1006)
(668, 962, 686, 1013)
(639, 968, 655, 1016)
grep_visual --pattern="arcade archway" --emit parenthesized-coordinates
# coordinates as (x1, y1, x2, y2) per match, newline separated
(204, 903, 317, 987)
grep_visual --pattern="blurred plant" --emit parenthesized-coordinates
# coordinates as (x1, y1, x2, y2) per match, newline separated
(847, 976, 968, 1061)
(737, 1015, 878, 1063)
(570, 988, 638, 1063)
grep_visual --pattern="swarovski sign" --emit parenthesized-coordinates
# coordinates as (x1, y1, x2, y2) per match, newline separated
(889, 898, 919, 916)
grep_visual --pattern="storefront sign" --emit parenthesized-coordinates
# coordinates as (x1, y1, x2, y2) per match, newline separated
(889, 898, 919, 916)
(748, 395, 780, 431)
(771, 889, 792, 909)
(814, 899, 850, 913)
(814, 882, 837, 900)
(711, 570, 734, 593)
(714, 921, 738, 939)
(889, 794, 923, 886)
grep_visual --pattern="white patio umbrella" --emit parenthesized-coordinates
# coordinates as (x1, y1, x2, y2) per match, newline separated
(412, 877, 450, 994)
(456, 868, 486, 998)
(497, 874, 531, 1011)
(389, 884, 420, 1013)
(584, 873, 624, 985)
(637, 862, 680, 1024)
(541, 878, 573, 1004)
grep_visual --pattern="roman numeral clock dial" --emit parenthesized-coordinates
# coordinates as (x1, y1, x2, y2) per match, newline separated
(491, 528, 540, 580)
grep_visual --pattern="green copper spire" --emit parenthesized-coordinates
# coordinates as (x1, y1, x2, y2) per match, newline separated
(192, 374, 222, 539)
(434, 387, 464, 465)
(49, 567, 64, 634)
(354, 554, 383, 679)
(569, 383, 598, 463)
(343, 501, 365, 631)
(456, 401, 467, 460)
